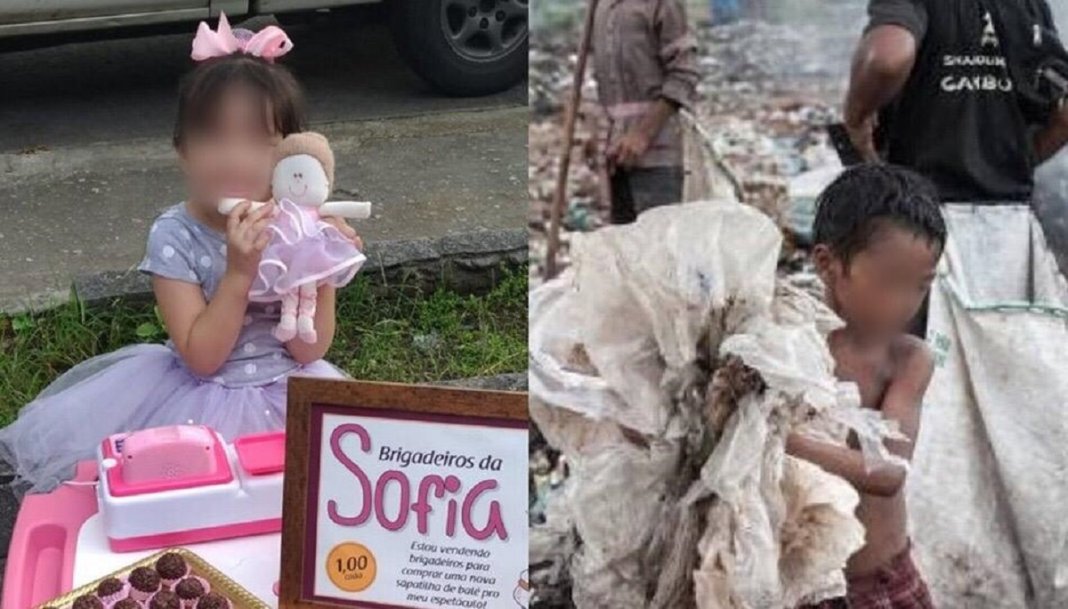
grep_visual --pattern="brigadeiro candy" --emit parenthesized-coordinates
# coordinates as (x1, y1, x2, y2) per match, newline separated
(129, 566, 163, 602)
(174, 577, 209, 609)
(149, 590, 180, 609)
(195, 592, 230, 609)
(72, 594, 104, 609)
(96, 577, 127, 605)
(155, 553, 190, 588)
(113, 599, 142, 609)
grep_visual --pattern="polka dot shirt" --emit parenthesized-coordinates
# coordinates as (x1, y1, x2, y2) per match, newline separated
(138, 203, 299, 387)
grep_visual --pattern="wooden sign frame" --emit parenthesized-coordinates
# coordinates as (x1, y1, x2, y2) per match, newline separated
(279, 377, 528, 609)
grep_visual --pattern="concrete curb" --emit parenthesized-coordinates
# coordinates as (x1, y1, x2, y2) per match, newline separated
(0, 107, 529, 183)
(69, 227, 528, 309)
(436, 372, 528, 393)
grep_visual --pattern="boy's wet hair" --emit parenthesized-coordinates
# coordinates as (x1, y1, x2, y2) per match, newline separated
(173, 54, 305, 148)
(813, 163, 946, 265)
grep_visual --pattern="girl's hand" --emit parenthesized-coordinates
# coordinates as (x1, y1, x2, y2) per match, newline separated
(225, 200, 275, 282)
(322, 216, 364, 250)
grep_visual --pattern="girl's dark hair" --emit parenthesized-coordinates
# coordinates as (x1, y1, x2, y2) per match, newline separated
(813, 163, 947, 265)
(173, 54, 305, 147)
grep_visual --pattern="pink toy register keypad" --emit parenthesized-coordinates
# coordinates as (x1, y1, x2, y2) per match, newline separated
(102, 426, 234, 497)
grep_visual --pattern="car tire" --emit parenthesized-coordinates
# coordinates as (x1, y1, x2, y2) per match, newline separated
(388, 0, 528, 97)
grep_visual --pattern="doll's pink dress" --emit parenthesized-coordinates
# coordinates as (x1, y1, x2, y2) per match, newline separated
(249, 198, 366, 301)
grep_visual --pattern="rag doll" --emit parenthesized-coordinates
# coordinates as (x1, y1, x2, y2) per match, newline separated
(220, 132, 370, 343)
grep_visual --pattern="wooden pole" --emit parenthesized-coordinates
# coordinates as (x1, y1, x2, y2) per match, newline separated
(545, 0, 600, 279)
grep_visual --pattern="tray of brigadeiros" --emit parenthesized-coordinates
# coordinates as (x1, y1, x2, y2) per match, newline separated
(34, 548, 269, 609)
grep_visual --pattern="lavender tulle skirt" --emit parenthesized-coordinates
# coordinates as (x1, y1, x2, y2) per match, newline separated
(0, 343, 344, 495)
(249, 199, 366, 301)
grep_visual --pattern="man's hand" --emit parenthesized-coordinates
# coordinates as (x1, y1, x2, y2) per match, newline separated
(845, 113, 881, 162)
(608, 98, 679, 172)
(322, 216, 364, 250)
(1035, 100, 1068, 163)
(608, 128, 652, 171)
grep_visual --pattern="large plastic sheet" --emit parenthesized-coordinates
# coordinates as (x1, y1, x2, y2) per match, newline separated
(909, 204, 1068, 609)
(530, 201, 898, 608)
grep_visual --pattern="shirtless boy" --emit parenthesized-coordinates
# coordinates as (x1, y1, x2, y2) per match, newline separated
(791, 164, 945, 609)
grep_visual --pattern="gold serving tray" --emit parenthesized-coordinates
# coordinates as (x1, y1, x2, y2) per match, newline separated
(34, 548, 269, 609)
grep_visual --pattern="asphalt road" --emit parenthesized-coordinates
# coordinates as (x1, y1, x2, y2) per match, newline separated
(0, 14, 528, 311)
(0, 13, 526, 150)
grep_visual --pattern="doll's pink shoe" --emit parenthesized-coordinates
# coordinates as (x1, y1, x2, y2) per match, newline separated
(297, 316, 317, 343)
(274, 314, 297, 342)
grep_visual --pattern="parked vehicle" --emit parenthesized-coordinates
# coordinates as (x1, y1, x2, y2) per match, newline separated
(0, 0, 528, 96)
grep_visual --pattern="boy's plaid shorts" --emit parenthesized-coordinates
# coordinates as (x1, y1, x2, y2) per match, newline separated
(798, 543, 934, 609)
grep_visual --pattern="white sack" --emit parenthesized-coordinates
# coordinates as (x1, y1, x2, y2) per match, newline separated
(531, 200, 780, 436)
(909, 204, 1068, 609)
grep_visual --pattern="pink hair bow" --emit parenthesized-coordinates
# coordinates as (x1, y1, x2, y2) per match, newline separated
(191, 13, 293, 63)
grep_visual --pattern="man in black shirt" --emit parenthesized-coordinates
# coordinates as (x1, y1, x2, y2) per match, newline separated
(844, 0, 1068, 203)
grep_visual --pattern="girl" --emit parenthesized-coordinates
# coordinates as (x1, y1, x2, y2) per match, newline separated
(0, 15, 358, 495)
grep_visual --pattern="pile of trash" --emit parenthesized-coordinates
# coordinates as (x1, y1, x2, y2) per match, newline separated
(695, 19, 854, 115)
(529, 14, 856, 117)
(529, 201, 906, 608)
(530, 36, 596, 117)
(528, 96, 608, 282)
(527, 18, 852, 283)
(1033, 154, 1068, 277)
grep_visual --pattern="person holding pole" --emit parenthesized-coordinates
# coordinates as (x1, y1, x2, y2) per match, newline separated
(591, 0, 700, 224)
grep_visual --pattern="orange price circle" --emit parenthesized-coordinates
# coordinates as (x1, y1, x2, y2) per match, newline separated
(326, 542, 377, 592)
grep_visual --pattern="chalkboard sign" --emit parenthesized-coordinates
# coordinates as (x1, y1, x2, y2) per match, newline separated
(279, 378, 529, 609)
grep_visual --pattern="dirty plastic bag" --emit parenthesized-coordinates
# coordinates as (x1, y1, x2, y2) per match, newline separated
(530, 201, 897, 608)
(689, 391, 785, 608)
(722, 283, 910, 472)
(568, 439, 681, 608)
(681, 109, 744, 204)
(693, 451, 864, 609)
(909, 204, 1068, 609)
(778, 458, 867, 605)
(531, 200, 780, 436)
(685, 289, 877, 608)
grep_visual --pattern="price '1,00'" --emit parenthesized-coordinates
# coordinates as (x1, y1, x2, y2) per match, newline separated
(337, 555, 370, 572)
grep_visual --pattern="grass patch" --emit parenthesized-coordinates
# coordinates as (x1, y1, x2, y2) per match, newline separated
(0, 272, 528, 427)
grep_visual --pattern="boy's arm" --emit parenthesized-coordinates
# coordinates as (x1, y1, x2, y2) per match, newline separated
(787, 341, 934, 497)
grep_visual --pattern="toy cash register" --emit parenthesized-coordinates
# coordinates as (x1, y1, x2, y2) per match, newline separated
(97, 425, 285, 552)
